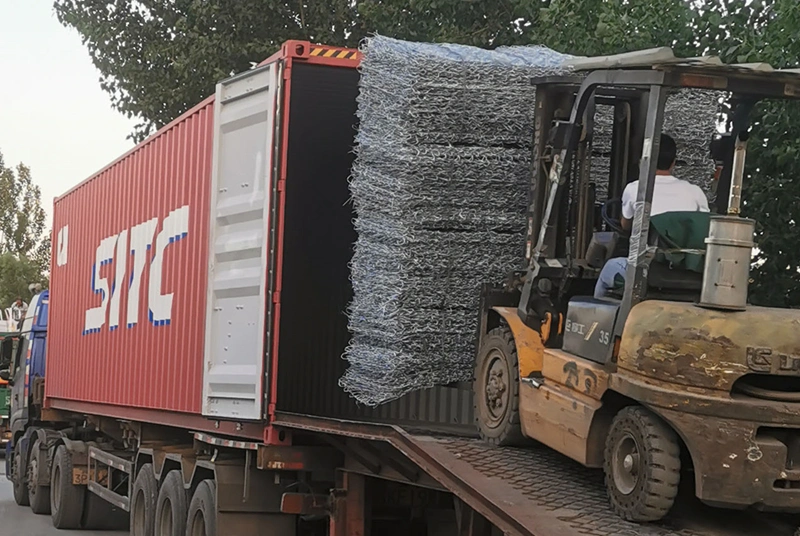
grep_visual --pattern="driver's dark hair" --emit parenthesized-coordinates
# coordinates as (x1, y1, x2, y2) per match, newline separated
(657, 133, 677, 170)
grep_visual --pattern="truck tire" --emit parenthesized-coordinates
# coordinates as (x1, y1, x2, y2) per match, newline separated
(155, 470, 189, 536)
(50, 445, 86, 529)
(82, 492, 130, 530)
(474, 325, 525, 446)
(186, 479, 216, 536)
(604, 406, 681, 522)
(12, 440, 30, 506)
(131, 463, 158, 536)
(28, 438, 51, 514)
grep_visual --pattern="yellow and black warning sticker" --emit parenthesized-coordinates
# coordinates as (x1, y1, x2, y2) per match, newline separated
(309, 46, 360, 61)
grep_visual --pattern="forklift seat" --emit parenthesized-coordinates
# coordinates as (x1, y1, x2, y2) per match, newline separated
(650, 211, 710, 271)
(647, 211, 710, 292)
(608, 211, 710, 297)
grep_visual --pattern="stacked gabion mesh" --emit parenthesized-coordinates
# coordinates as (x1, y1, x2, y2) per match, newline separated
(340, 36, 572, 406)
(342, 37, 721, 406)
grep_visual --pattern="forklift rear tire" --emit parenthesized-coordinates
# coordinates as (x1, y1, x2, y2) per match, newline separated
(474, 325, 525, 446)
(12, 440, 30, 506)
(604, 406, 681, 522)
(50, 445, 86, 529)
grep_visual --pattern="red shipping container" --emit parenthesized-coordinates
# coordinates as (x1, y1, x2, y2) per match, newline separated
(46, 42, 362, 439)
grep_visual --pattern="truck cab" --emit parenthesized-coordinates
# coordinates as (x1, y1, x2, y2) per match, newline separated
(0, 332, 20, 448)
(2, 291, 48, 470)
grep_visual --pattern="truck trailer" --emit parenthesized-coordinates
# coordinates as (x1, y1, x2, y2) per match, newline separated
(3, 40, 799, 536)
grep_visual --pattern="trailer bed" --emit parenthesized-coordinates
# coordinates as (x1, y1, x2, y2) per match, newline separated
(276, 413, 796, 536)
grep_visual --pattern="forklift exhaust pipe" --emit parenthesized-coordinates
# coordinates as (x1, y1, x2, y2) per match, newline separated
(700, 129, 754, 311)
(699, 216, 755, 311)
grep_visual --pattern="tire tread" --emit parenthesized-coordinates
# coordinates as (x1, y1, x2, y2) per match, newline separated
(604, 406, 681, 522)
(474, 325, 525, 447)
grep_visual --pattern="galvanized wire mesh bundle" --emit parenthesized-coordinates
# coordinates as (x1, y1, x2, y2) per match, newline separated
(342, 36, 723, 406)
(341, 36, 572, 405)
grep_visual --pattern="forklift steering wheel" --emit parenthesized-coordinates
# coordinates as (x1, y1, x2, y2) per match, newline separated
(602, 198, 628, 235)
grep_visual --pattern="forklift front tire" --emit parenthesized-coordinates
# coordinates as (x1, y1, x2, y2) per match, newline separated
(604, 406, 681, 522)
(474, 325, 524, 446)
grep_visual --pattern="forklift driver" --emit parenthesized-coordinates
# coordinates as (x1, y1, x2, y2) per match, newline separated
(594, 134, 709, 299)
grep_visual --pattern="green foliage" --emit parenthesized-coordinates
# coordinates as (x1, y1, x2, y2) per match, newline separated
(539, 0, 696, 56)
(55, 0, 800, 307)
(0, 153, 48, 276)
(356, 0, 541, 47)
(54, 0, 360, 142)
(0, 254, 46, 311)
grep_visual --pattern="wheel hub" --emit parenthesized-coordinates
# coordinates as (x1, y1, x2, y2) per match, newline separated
(484, 354, 508, 421)
(613, 434, 641, 496)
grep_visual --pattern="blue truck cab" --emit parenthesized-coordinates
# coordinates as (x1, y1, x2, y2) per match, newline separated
(3, 291, 48, 484)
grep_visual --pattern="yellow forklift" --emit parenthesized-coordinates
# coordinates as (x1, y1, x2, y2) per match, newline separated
(474, 48, 800, 523)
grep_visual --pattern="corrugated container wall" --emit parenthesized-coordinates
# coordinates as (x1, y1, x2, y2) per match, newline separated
(47, 99, 214, 415)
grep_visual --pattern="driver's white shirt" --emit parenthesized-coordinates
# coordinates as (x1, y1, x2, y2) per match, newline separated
(621, 174, 709, 219)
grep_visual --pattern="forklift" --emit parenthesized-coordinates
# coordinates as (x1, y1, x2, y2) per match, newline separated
(474, 48, 800, 523)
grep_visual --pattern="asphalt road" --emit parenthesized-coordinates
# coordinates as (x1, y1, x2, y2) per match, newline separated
(0, 458, 128, 535)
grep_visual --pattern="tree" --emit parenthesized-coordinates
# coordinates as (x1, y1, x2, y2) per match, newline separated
(0, 254, 46, 312)
(355, 0, 543, 47)
(54, 0, 361, 142)
(708, 0, 800, 307)
(0, 153, 48, 266)
(0, 152, 49, 305)
(55, 0, 800, 306)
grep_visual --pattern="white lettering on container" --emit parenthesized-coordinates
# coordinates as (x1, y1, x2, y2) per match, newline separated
(82, 205, 190, 335)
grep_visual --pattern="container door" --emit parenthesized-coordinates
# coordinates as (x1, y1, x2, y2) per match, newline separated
(202, 63, 280, 420)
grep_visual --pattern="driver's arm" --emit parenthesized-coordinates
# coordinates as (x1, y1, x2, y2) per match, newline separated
(621, 217, 632, 231)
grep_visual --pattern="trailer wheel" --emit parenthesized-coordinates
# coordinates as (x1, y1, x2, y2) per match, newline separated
(474, 325, 524, 446)
(155, 470, 189, 536)
(604, 406, 681, 522)
(12, 440, 30, 506)
(50, 445, 86, 529)
(186, 479, 216, 536)
(131, 463, 158, 536)
(28, 438, 51, 514)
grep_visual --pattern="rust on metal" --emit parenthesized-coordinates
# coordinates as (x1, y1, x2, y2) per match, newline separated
(280, 492, 332, 516)
(492, 306, 544, 378)
(518, 379, 603, 467)
(275, 412, 798, 535)
(656, 406, 800, 511)
(329, 472, 366, 536)
(256, 445, 341, 472)
(618, 300, 800, 391)
(607, 299, 800, 510)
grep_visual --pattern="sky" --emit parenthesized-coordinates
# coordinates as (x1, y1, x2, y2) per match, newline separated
(0, 2, 137, 224)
